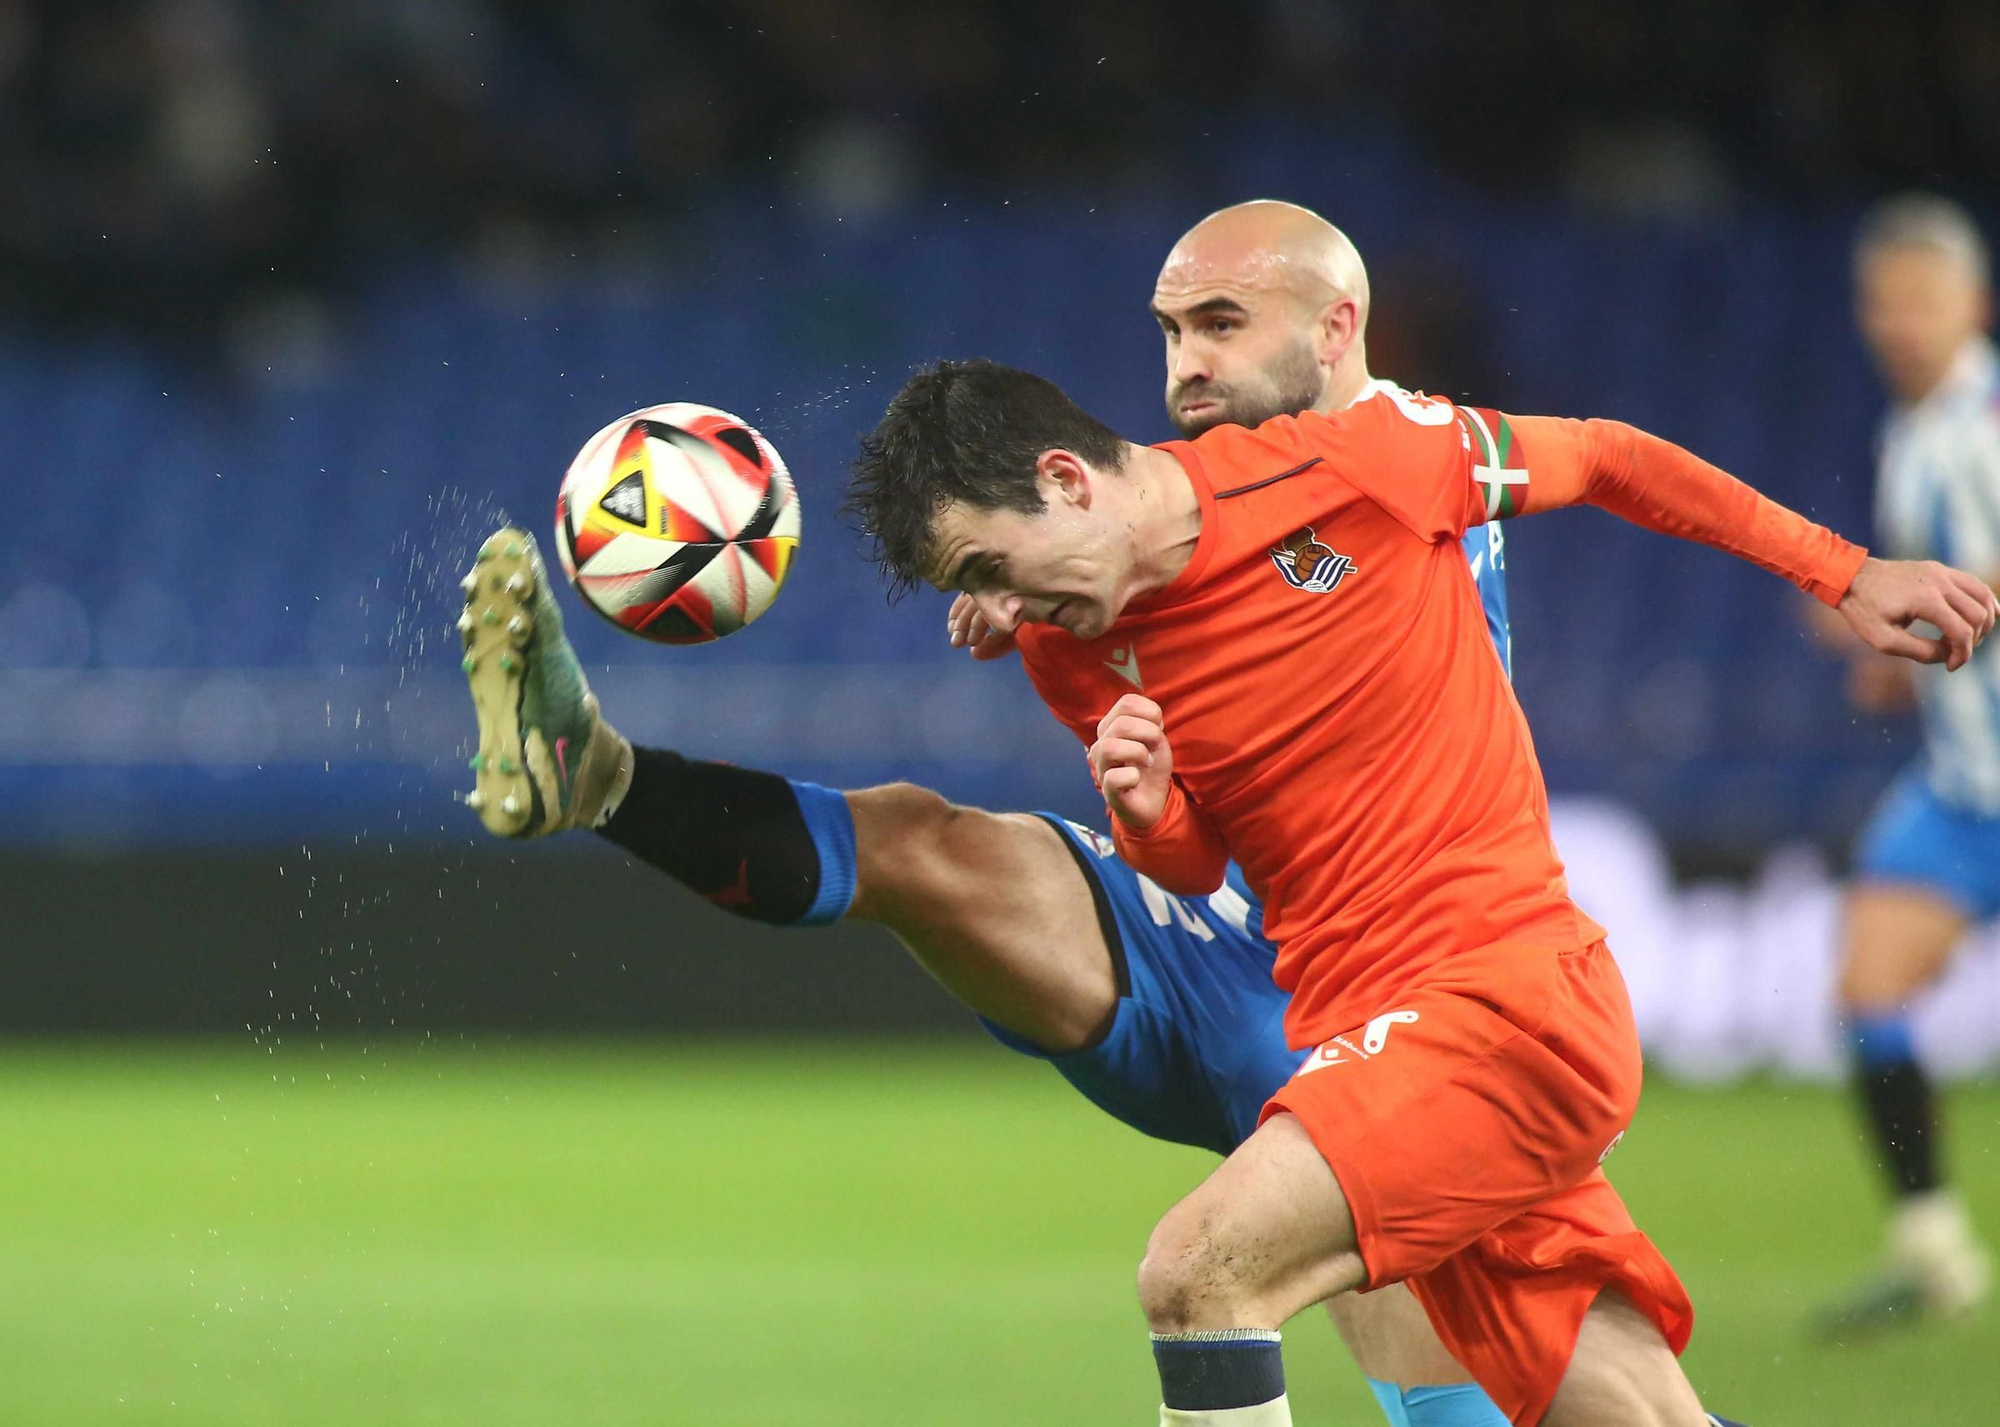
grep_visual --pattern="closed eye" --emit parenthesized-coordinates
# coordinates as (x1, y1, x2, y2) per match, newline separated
(952, 555, 1003, 593)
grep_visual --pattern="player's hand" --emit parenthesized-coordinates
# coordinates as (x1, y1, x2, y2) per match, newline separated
(1089, 693, 1172, 829)
(1839, 557, 1999, 672)
(946, 592, 1017, 661)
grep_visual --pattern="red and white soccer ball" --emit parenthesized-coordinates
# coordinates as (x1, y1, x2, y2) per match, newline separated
(554, 403, 801, 644)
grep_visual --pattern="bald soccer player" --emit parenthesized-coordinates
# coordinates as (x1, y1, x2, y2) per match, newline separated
(849, 215, 1998, 1420)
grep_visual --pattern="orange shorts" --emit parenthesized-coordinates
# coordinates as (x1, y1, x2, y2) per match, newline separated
(1261, 939, 1693, 1426)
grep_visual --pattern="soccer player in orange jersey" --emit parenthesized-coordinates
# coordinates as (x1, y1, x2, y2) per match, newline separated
(848, 253, 1997, 1422)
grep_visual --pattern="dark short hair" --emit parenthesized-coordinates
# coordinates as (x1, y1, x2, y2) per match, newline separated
(846, 358, 1127, 595)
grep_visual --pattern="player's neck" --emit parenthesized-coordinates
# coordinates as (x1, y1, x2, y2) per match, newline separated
(1897, 336, 1987, 407)
(1319, 359, 1373, 413)
(1121, 444, 1205, 598)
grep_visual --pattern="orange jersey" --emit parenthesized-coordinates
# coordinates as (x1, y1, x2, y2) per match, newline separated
(1016, 386, 1865, 1046)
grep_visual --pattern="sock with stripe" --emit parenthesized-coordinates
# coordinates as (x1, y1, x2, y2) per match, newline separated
(1848, 1012, 1941, 1197)
(1152, 1329, 1290, 1424)
(596, 745, 856, 925)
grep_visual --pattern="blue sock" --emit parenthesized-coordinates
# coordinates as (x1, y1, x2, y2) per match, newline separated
(1365, 1379, 1413, 1427)
(1151, 1329, 1285, 1412)
(1848, 1011, 1915, 1066)
(787, 778, 857, 924)
(1365, 1378, 1510, 1427)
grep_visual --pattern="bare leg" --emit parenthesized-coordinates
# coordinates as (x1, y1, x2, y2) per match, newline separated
(1323, 1287, 1476, 1388)
(846, 784, 1118, 1053)
(1544, 1290, 1705, 1427)
(1138, 1112, 1367, 1331)
(845, 786, 1486, 1396)
(1838, 884, 1965, 1012)
(1138, 1115, 1706, 1424)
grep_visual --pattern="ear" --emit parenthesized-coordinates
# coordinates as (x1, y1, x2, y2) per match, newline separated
(1036, 448, 1093, 509)
(1313, 295, 1360, 365)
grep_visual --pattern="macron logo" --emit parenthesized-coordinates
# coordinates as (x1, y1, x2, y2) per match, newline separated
(1105, 646, 1143, 689)
(1294, 1010, 1420, 1078)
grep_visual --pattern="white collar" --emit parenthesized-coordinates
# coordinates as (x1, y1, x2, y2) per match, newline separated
(1343, 376, 1400, 410)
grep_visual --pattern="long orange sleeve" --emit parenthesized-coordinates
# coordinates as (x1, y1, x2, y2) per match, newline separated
(1109, 777, 1230, 896)
(1508, 415, 1867, 607)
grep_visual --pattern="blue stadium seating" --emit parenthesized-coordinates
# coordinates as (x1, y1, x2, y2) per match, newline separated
(0, 131, 1954, 849)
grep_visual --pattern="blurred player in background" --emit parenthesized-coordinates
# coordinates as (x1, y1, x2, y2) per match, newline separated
(454, 525, 1509, 1427)
(851, 338, 1993, 1420)
(1813, 193, 1999, 1333)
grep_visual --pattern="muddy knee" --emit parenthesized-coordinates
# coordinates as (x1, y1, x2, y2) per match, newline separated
(1138, 1211, 1249, 1333)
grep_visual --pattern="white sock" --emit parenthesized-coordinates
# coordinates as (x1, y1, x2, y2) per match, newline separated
(1159, 1394, 1292, 1426)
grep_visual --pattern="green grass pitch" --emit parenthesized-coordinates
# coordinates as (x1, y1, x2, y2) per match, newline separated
(0, 1040, 1992, 1424)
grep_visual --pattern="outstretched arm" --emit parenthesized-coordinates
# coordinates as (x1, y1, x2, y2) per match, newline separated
(1505, 415, 1998, 669)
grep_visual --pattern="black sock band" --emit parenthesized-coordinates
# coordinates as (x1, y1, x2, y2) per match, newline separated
(1151, 1330, 1285, 1412)
(595, 746, 823, 925)
(1855, 1053, 1941, 1197)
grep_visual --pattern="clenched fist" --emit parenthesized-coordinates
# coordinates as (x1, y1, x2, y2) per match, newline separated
(1089, 693, 1173, 829)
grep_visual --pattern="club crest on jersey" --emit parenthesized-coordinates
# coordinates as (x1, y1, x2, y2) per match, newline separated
(1270, 527, 1356, 593)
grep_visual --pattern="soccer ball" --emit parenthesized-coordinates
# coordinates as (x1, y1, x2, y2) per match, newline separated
(554, 404, 800, 644)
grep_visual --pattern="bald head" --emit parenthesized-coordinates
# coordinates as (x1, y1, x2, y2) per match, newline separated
(1152, 200, 1374, 436)
(1160, 200, 1371, 331)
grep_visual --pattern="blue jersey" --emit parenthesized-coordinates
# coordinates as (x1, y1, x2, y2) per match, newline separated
(984, 818, 1299, 1154)
(1873, 339, 2000, 811)
(1463, 523, 1510, 677)
(985, 537, 1511, 1153)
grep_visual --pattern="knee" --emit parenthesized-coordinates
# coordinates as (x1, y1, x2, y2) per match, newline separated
(1136, 1221, 1200, 1334)
(1138, 1207, 1244, 1334)
(858, 781, 955, 841)
(1837, 949, 1917, 1014)
(847, 782, 959, 918)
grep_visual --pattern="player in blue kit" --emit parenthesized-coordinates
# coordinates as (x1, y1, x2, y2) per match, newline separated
(1813, 194, 1999, 1332)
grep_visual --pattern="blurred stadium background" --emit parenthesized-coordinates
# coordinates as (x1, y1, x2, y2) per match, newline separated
(1, 1, 1996, 1422)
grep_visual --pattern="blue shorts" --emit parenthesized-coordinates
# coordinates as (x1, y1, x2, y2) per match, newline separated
(979, 816, 1304, 1156)
(1854, 768, 2000, 922)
